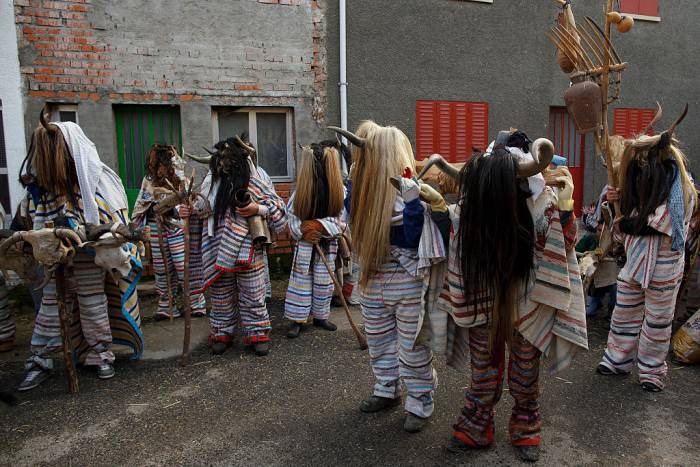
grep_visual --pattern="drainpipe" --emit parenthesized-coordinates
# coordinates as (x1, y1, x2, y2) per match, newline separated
(338, 0, 349, 176)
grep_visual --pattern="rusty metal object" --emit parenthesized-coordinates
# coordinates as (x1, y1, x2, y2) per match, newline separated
(234, 189, 271, 246)
(564, 75, 603, 134)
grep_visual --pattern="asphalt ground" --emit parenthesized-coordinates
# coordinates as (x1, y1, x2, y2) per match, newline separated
(0, 280, 698, 466)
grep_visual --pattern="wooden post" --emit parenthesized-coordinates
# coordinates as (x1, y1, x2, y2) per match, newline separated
(55, 264, 79, 393)
(600, 0, 620, 213)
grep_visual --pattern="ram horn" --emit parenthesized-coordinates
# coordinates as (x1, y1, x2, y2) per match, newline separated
(36, 265, 57, 291)
(234, 135, 256, 154)
(517, 138, 555, 178)
(667, 103, 689, 136)
(54, 228, 85, 248)
(417, 154, 460, 181)
(39, 106, 58, 133)
(327, 126, 366, 148)
(182, 149, 212, 164)
(0, 231, 26, 257)
(641, 102, 663, 135)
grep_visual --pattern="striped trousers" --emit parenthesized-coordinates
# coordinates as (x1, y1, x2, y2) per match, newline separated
(209, 255, 271, 345)
(600, 246, 683, 388)
(0, 273, 15, 344)
(361, 260, 437, 418)
(148, 220, 206, 318)
(284, 248, 336, 323)
(30, 252, 113, 366)
(452, 326, 542, 447)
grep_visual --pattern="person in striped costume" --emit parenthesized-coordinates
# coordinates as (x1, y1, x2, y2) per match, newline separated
(437, 131, 588, 462)
(132, 144, 206, 320)
(188, 136, 287, 356)
(0, 205, 15, 353)
(330, 122, 448, 434)
(598, 108, 697, 392)
(284, 141, 346, 338)
(15, 115, 143, 391)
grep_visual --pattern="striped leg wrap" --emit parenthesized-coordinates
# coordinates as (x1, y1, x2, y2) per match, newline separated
(284, 250, 336, 323)
(148, 220, 179, 317)
(164, 224, 207, 314)
(236, 261, 271, 344)
(361, 261, 437, 418)
(0, 274, 15, 343)
(508, 333, 543, 446)
(209, 272, 239, 339)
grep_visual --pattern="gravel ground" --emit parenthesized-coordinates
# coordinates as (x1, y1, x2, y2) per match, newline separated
(0, 280, 698, 466)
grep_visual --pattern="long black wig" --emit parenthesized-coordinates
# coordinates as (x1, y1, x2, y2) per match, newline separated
(210, 137, 252, 222)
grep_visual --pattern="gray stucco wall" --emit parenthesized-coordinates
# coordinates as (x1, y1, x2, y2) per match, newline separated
(325, 0, 700, 206)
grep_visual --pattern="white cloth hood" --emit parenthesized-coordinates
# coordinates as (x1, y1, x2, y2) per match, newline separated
(485, 140, 546, 202)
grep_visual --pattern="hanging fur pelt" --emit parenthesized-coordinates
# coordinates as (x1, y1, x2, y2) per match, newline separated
(145, 144, 182, 190)
(209, 136, 253, 222)
(293, 142, 345, 221)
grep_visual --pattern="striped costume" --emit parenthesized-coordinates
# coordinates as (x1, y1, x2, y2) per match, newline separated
(132, 179, 206, 319)
(193, 168, 286, 345)
(284, 192, 344, 323)
(257, 166, 275, 300)
(24, 187, 144, 367)
(0, 272, 14, 348)
(600, 198, 694, 388)
(440, 188, 588, 447)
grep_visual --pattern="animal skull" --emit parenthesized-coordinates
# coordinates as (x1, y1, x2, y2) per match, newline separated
(90, 233, 132, 280)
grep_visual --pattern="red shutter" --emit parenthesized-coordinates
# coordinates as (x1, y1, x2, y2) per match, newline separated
(549, 107, 586, 215)
(619, 0, 659, 16)
(613, 108, 656, 138)
(415, 100, 489, 163)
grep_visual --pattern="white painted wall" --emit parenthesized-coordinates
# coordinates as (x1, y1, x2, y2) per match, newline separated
(0, 0, 26, 215)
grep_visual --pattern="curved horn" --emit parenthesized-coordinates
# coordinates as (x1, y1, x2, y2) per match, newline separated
(327, 126, 366, 148)
(641, 102, 663, 135)
(36, 265, 56, 291)
(667, 103, 689, 136)
(182, 149, 212, 164)
(234, 135, 256, 154)
(518, 138, 555, 178)
(39, 107, 58, 133)
(203, 146, 216, 155)
(0, 231, 26, 257)
(417, 154, 460, 181)
(54, 228, 84, 248)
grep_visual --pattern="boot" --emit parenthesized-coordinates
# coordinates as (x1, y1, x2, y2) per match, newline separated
(18, 360, 53, 392)
(331, 295, 343, 308)
(97, 361, 115, 380)
(359, 395, 401, 413)
(313, 318, 337, 332)
(254, 341, 269, 356)
(515, 445, 540, 462)
(641, 381, 662, 392)
(404, 413, 429, 433)
(287, 322, 302, 339)
(210, 336, 231, 355)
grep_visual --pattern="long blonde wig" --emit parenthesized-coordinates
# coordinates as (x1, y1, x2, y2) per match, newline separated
(293, 144, 345, 221)
(349, 121, 416, 287)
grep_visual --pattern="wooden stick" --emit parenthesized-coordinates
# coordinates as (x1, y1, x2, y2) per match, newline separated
(179, 215, 192, 366)
(155, 216, 175, 321)
(314, 243, 368, 350)
(55, 264, 79, 393)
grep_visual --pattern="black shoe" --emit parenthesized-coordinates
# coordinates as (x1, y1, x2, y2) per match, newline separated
(331, 296, 343, 307)
(313, 318, 337, 332)
(287, 323, 302, 339)
(97, 362, 115, 380)
(359, 395, 401, 413)
(515, 445, 540, 462)
(641, 381, 662, 392)
(404, 413, 428, 433)
(211, 342, 228, 355)
(596, 363, 616, 376)
(446, 435, 486, 453)
(254, 342, 269, 356)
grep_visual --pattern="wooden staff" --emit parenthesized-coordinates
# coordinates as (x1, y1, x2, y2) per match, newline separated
(155, 215, 175, 321)
(179, 171, 197, 366)
(600, 0, 620, 213)
(55, 264, 79, 393)
(314, 243, 368, 350)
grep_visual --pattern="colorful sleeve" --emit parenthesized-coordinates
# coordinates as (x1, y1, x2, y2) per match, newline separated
(286, 193, 303, 241)
(402, 198, 425, 248)
(259, 182, 287, 234)
(559, 209, 578, 252)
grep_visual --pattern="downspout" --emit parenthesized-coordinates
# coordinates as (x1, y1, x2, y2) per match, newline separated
(339, 0, 348, 141)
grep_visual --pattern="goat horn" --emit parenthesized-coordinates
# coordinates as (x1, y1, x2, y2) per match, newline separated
(667, 103, 689, 135)
(39, 106, 58, 133)
(327, 126, 366, 148)
(641, 102, 663, 135)
(518, 138, 555, 178)
(0, 231, 26, 257)
(54, 228, 84, 247)
(234, 135, 256, 154)
(417, 154, 460, 181)
(36, 265, 56, 291)
(183, 149, 212, 164)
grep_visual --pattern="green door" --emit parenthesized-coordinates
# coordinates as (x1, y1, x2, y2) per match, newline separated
(114, 105, 182, 212)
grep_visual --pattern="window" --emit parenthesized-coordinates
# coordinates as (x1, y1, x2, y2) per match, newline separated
(619, 0, 660, 21)
(213, 107, 294, 180)
(415, 100, 489, 163)
(549, 107, 586, 215)
(0, 100, 9, 214)
(49, 104, 78, 123)
(613, 107, 656, 138)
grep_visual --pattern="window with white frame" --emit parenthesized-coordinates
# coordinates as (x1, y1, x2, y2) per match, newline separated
(49, 103, 78, 123)
(213, 107, 294, 180)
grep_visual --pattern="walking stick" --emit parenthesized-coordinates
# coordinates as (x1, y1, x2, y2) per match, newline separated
(155, 215, 175, 321)
(314, 243, 368, 350)
(56, 262, 79, 393)
(179, 170, 197, 367)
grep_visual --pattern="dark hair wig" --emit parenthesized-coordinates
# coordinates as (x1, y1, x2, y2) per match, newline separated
(145, 144, 181, 189)
(210, 136, 252, 222)
(619, 146, 677, 236)
(457, 147, 535, 350)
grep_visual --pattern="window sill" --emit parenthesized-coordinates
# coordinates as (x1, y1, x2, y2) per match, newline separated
(623, 13, 661, 22)
(465, 0, 493, 3)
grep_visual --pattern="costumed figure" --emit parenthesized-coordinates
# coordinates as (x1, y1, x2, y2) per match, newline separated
(434, 131, 588, 462)
(284, 141, 346, 338)
(14, 113, 143, 391)
(0, 204, 15, 353)
(331, 121, 448, 434)
(597, 107, 696, 392)
(188, 136, 286, 356)
(131, 144, 206, 320)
